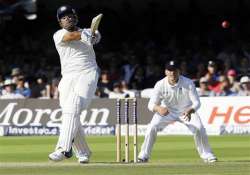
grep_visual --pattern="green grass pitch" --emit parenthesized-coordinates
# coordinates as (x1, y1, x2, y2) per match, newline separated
(0, 135, 249, 175)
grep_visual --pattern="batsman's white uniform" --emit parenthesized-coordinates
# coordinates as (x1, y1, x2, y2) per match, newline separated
(138, 75, 216, 160)
(53, 28, 100, 158)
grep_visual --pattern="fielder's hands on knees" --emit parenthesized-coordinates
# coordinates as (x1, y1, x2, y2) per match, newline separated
(181, 108, 195, 122)
(153, 105, 169, 116)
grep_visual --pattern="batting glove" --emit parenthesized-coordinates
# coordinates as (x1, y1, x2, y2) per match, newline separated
(81, 28, 101, 45)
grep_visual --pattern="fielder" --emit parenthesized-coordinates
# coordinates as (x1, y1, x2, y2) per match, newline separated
(48, 5, 101, 163)
(138, 60, 217, 163)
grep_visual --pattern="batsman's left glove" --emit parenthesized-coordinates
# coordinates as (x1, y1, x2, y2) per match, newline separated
(82, 28, 101, 45)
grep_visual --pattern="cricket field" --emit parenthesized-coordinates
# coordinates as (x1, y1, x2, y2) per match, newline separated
(0, 135, 249, 175)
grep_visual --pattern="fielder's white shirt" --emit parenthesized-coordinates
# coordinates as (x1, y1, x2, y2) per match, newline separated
(53, 28, 98, 76)
(148, 75, 200, 115)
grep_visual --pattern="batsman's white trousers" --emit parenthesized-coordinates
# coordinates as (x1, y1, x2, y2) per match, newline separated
(138, 112, 215, 160)
(55, 68, 99, 158)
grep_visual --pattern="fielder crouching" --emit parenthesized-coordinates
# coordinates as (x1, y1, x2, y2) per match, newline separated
(48, 5, 101, 164)
(138, 60, 217, 163)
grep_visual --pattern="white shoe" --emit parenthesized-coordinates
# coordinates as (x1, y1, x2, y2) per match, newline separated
(78, 152, 91, 164)
(78, 155, 90, 163)
(203, 156, 218, 163)
(48, 150, 66, 162)
(137, 158, 149, 163)
(48, 148, 73, 162)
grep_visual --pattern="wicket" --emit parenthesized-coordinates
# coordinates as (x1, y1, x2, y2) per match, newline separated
(116, 98, 138, 163)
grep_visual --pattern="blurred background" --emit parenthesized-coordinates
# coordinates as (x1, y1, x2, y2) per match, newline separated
(1, 0, 250, 99)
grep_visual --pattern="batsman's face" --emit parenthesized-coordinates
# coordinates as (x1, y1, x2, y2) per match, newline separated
(165, 69, 180, 85)
(59, 14, 77, 31)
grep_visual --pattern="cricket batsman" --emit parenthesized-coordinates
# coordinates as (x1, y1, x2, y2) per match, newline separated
(48, 5, 101, 163)
(138, 60, 217, 163)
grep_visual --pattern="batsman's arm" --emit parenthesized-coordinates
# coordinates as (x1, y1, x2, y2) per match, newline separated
(53, 30, 81, 45)
(54, 29, 100, 46)
(81, 28, 101, 45)
(62, 29, 100, 44)
(92, 30, 101, 44)
(62, 31, 81, 41)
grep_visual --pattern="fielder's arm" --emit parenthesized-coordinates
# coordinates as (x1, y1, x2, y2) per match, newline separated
(148, 82, 169, 116)
(153, 105, 169, 116)
(188, 81, 201, 112)
(182, 81, 201, 121)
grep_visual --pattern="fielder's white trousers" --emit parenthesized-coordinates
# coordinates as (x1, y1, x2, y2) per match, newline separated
(55, 68, 99, 158)
(138, 112, 215, 160)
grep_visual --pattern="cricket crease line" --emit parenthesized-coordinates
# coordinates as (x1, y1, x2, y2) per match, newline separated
(0, 161, 248, 168)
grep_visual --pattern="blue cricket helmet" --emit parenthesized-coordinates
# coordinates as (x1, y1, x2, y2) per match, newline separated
(57, 5, 77, 21)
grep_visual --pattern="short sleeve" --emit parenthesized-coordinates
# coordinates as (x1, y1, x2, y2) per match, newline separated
(53, 29, 68, 46)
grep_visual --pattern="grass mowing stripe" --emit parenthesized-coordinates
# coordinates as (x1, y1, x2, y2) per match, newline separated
(0, 135, 249, 175)
(0, 162, 249, 175)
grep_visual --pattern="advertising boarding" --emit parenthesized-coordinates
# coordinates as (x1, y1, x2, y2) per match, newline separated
(0, 97, 249, 136)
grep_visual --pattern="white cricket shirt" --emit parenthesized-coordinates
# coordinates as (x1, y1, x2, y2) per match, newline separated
(53, 28, 98, 76)
(148, 75, 200, 115)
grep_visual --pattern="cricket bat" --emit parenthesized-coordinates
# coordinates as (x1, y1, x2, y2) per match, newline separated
(90, 13, 103, 36)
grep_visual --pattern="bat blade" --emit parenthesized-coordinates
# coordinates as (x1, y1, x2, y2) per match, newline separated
(90, 13, 103, 35)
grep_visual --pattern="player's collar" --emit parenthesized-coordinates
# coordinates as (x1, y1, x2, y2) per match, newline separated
(166, 76, 180, 87)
